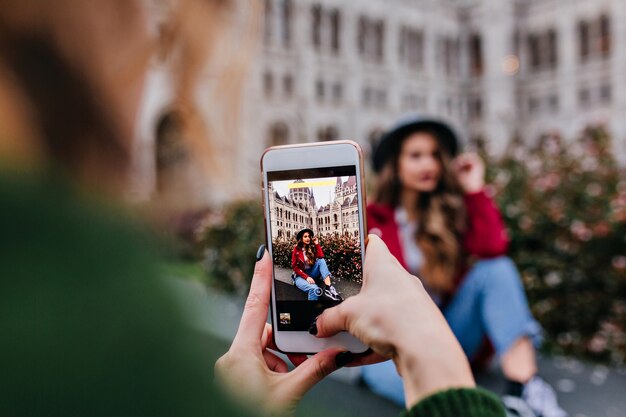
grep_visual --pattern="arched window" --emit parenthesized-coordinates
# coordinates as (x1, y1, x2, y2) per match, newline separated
(374, 21, 385, 61)
(600, 14, 611, 55)
(469, 33, 483, 77)
(264, 0, 273, 44)
(330, 9, 341, 53)
(268, 121, 290, 147)
(155, 111, 187, 195)
(311, 5, 321, 48)
(317, 125, 339, 141)
(287, 231, 291, 238)
(547, 29, 558, 68)
(354, 230, 358, 237)
(281, 0, 293, 47)
(578, 21, 590, 60)
(333, 214, 338, 222)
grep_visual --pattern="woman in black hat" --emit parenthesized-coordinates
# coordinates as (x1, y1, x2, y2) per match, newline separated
(291, 229, 341, 301)
(363, 115, 567, 417)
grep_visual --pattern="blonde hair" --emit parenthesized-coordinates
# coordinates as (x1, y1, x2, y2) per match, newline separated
(374, 130, 467, 293)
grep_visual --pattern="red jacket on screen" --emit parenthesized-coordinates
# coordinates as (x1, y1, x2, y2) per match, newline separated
(291, 243, 324, 279)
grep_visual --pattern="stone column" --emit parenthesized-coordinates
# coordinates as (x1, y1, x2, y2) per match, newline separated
(480, 0, 517, 154)
(610, 0, 626, 162)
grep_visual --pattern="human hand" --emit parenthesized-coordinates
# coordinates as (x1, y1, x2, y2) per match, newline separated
(313, 237, 319, 245)
(313, 235, 475, 409)
(306, 277, 316, 285)
(454, 152, 485, 194)
(215, 248, 346, 417)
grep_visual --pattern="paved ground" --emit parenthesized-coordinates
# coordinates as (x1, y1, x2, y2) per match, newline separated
(274, 266, 361, 300)
(170, 278, 626, 417)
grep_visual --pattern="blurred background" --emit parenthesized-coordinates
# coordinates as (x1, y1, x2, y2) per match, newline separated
(136, 0, 625, 415)
(136, 0, 626, 204)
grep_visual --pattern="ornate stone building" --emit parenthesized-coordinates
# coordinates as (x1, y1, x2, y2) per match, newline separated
(268, 177, 359, 240)
(136, 0, 626, 204)
(315, 177, 360, 238)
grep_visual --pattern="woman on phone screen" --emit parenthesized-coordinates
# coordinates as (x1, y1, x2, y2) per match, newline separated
(362, 115, 568, 417)
(291, 228, 341, 301)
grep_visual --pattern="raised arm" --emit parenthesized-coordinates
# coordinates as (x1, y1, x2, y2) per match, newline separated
(454, 153, 508, 258)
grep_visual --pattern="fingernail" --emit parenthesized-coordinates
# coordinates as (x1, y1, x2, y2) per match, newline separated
(335, 351, 354, 369)
(308, 317, 318, 335)
(256, 244, 266, 262)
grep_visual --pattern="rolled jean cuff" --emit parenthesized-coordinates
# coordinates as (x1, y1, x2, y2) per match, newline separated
(496, 318, 543, 357)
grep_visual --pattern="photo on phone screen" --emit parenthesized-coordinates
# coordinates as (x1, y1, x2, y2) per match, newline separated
(267, 165, 363, 332)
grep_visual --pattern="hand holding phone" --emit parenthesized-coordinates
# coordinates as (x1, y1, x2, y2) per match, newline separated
(313, 235, 475, 408)
(453, 152, 485, 194)
(216, 235, 475, 413)
(214, 249, 348, 416)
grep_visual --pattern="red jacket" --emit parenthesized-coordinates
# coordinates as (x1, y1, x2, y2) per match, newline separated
(367, 190, 509, 293)
(291, 243, 324, 279)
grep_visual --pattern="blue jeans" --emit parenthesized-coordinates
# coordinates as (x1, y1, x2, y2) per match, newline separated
(361, 256, 542, 407)
(294, 258, 331, 301)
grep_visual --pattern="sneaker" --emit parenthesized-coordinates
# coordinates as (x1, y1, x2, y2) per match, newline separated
(323, 287, 341, 301)
(329, 285, 340, 297)
(502, 395, 537, 417)
(522, 376, 569, 417)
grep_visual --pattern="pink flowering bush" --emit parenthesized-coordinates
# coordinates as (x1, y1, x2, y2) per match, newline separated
(203, 201, 265, 295)
(486, 126, 626, 364)
(272, 233, 363, 284)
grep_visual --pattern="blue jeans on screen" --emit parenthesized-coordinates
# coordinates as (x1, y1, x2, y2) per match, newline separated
(294, 277, 320, 301)
(294, 258, 331, 301)
(361, 256, 542, 407)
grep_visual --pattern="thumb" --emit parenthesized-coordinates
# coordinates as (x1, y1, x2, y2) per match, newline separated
(364, 234, 396, 264)
(312, 298, 354, 338)
(363, 234, 403, 282)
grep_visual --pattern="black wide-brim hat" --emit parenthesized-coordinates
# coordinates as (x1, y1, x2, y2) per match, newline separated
(296, 228, 314, 241)
(372, 114, 460, 172)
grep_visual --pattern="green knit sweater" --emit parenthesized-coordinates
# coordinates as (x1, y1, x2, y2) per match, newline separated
(403, 388, 505, 417)
(0, 170, 505, 417)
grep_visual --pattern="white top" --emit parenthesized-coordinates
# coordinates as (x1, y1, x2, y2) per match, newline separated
(395, 207, 442, 306)
(302, 249, 311, 270)
(395, 207, 424, 275)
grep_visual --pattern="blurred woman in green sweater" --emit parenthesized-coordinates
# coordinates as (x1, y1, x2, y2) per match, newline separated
(0, 1, 505, 416)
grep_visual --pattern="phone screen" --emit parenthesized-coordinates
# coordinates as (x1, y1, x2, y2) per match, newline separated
(267, 165, 364, 331)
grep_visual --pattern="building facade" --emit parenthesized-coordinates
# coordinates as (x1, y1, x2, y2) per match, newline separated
(268, 177, 359, 240)
(252, 0, 626, 154)
(136, 0, 626, 204)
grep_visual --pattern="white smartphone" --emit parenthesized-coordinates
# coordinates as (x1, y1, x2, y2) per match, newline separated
(260, 141, 369, 354)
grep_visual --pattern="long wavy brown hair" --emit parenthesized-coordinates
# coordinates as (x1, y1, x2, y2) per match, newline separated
(296, 233, 316, 267)
(374, 128, 467, 293)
